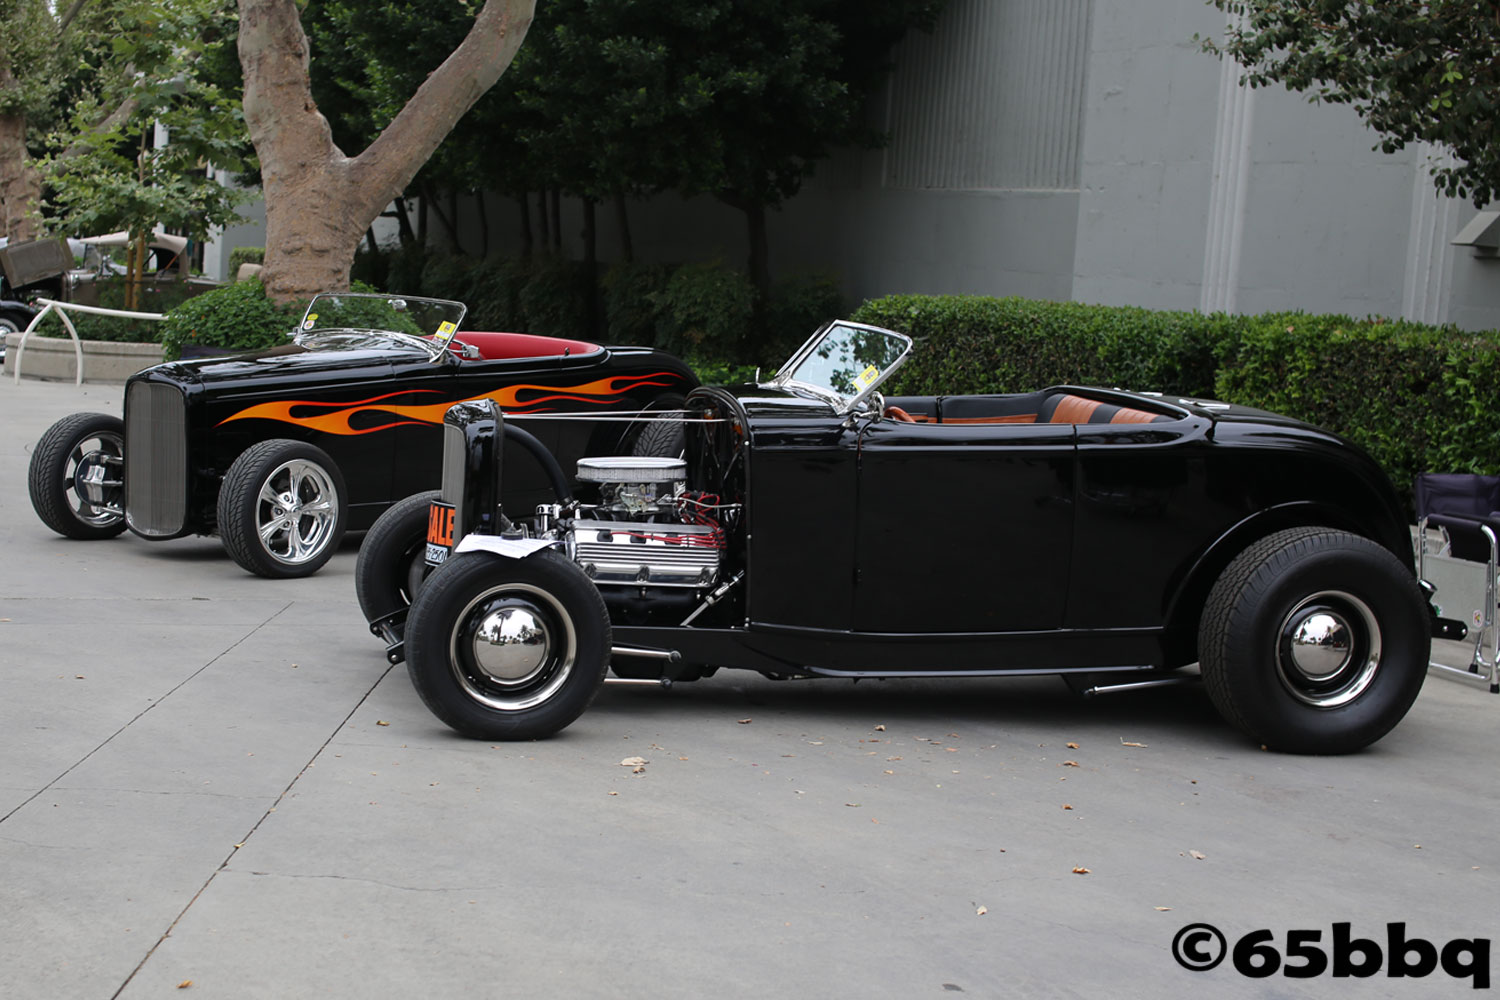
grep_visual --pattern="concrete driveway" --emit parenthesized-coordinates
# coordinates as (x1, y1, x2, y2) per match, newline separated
(2, 375, 1495, 999)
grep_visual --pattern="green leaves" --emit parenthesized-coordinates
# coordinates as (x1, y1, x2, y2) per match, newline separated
(1205, 0, 1500, 207)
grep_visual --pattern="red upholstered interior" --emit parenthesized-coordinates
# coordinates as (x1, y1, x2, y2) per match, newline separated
(446, 331, 601, 361)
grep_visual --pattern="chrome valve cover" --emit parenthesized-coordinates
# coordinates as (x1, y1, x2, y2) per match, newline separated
(566, 518, 720, 588)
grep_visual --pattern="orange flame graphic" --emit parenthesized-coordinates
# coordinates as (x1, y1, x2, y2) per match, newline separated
(217, 372, 682, 435)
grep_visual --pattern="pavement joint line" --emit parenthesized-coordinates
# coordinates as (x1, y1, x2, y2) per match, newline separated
(108, 657, 398, 1000)
(0, 600, 297, 827)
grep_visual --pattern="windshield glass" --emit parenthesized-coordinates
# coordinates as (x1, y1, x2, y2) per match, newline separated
(297, 293, 467, 350)
(771, 321, 913, 411)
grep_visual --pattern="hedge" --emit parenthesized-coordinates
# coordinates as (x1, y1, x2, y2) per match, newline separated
(850, 294, 1500, 498)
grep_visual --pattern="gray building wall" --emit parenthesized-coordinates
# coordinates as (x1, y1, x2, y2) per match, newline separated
(350, 0, 1500, 331)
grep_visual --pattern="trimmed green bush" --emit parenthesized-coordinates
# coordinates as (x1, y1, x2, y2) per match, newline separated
(158, 278, 301, 361)
(652, 260, 756, 359)
(602, 260, 672, 346)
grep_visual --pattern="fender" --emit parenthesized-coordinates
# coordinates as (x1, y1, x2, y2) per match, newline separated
(1158, 499, 1393, 664)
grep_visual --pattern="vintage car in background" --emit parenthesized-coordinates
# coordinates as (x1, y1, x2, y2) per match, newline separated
(27, 292, 696, 577)
(365, 319, 1453, 754)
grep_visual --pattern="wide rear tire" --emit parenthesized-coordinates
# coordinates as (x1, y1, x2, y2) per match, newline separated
(405, 549, 610, 740)
(1199, 527, 1429, 754)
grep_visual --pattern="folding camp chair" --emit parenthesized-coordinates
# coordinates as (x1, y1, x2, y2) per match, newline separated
(1415, 472, 1500, 693)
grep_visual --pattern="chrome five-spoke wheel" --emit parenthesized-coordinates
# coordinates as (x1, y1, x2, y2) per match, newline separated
(219, 439, 348, 578)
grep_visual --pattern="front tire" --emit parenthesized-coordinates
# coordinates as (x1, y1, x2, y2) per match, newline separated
(1199, 528, 1429, 754)
(218, 439, 347, 578)
(356, 490, 440, 628)
(405, 549, 610, 740)
(28, 412, 128, 539)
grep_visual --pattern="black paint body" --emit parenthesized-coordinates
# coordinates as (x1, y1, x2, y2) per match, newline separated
(517, 383, 1416, 679)
(122, 332, 696, 540)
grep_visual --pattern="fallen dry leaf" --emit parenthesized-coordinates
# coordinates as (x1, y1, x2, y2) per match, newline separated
(1189, 850, 1206, 860)
(1062, 804, 1073, 810)
(1155, 906, 1172, 912)
(884, 770, 895, 775)
(376, 720, 390, 727)
(619, 756, 648, 767)
(976, 906, 988, 916)
(608, 791, 618, 796)
(1067, 742, 1079, 749)
(1062, 760, 1080, 767)
(845, 802, 861, 808)
(1072, 866, 1091, 875)
(874, 724, 886, 731)
(737, 718, 752, 724)
(1120, 739, 1148, 748)
(177, 981, 193, 989)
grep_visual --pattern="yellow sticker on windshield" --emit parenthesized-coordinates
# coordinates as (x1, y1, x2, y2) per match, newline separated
(436, 321, 457, 336)
(853, 365, 880, 390)
(302, 313, 318, 330)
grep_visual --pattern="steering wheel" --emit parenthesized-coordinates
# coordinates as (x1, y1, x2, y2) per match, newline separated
(884, 404, 917, 422)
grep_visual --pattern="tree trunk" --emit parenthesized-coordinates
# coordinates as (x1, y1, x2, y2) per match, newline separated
(548, 189, 562, 252)
(536, 190, 549, 248)
(0, 60, 42, 245)
(613, 191, 633, 262)
(582, 197, 598, 337)
(517, 192, 533, 259)
(392, 196, 416, 245)
(745, 200, 770, 324)
(476, 189, 490, 257)
(237, 0, 534, 302)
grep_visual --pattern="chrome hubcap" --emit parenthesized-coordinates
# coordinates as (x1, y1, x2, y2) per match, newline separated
(450, 583, 575, 711)
(255, 459, 338, 565)
(1276, 591, 1381, 708)
(473, 606, 552, 683)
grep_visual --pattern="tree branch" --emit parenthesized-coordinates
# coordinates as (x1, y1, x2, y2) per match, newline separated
(348, 0, 534, 216)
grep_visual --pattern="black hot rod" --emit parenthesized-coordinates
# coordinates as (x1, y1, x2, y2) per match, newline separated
(27, 292, 695, 577)
(365, 319, 1445, 753)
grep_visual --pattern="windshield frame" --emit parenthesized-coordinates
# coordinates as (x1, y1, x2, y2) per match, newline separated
(295, 292, 467, 362)
(765, 320, 914, 414)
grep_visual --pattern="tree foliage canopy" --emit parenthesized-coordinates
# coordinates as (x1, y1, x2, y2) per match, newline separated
(1204, 0, 1500, 207)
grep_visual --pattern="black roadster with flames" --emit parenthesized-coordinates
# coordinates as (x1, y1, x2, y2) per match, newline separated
(27, 293, 695, 577)
(360, 320, 1449, 753)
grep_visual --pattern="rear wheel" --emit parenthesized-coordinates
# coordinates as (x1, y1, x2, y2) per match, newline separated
(405, 549, 610, 740)
(356, 490, 441, 629)
(627, 394, 686, 458)
(1199, 527, 1429, 754)
(28, 412, 128, 539)
(218, 439, 347, 578)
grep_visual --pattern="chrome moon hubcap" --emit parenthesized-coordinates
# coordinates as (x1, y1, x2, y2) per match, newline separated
(1276, 591, 1381, 708)
(450, 583, 576, 711)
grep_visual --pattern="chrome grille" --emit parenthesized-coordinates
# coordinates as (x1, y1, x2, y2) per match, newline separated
(124, 381, 188, 536)
(441, 421, 466, 538)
